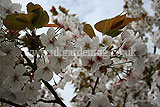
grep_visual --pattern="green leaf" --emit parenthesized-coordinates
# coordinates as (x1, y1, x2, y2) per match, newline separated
(31, 8, 49, 28)
(3, 13, 27, 30)
(59, 6, 69, 15)
(23, 35, 43, 50)
(26, 2, 49, 29)
(106, 29, 122, 37)
(27, 2, 43, 13)
(16, 12, 36, 30)
(50, 6, 58, 16)
(94, 13, 143, 36)
(83, 24, 96, 38)
(4, 2, 49, 30)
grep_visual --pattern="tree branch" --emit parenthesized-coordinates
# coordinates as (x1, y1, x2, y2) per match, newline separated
(0, 98, 24, 107)
(122, 92, 127, 107)
(86, 77, 99, 107)
(34, 54, 37, 70)
(91, 77, 99, 95)
(153, 46, 156, 54)
(37, 99, 57, 103)
(41, 79, 67, 107)
(22, 51, 37, 71)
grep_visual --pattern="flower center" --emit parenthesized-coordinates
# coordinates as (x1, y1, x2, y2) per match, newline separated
(49, 39, 55, 44)
(99, 66, 106, 73)
(98, 104, 104, 107)
(96, 56, 102, 62)
(88, 59, 95, 66)
(4, 8, 11, 14)
(56, 57, 63, 66)
(84, 42, 90, 50)
(102, 38, 108, 45)
(73, 35, 77, 39)
(43, 66, 50, 71)
(29, 86, 35, 91)
(13, 74, 19, 82)
(122, 45, 128, 50)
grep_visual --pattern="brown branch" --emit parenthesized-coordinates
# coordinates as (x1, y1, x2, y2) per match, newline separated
(22, 51, 37, 71)
(33, 54, 37, 70)
(86, 77, 99, 107)
(85, 99, 91, 107)
(41, 79, 67, 107)
(37, 99, 57, 103)
(154, 46, 156, 54)
(0, 98, 25, 107)
(91, 77, 99, 95)
(122, 92, 127, 107)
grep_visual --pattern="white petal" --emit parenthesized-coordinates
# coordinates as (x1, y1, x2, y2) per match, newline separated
(15, 64, 26, 75)
(10, 80, 22, 93)
(11, 47, 21, 57)
(47, 28, 55, 37)
(42, 70, 53, 81)
(18, 76, 29, 83)
(34, 69, 43, 80)
(10, 3, 22, 13)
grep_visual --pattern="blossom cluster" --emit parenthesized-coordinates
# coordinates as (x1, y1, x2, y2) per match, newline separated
(0, 0, 160, 107)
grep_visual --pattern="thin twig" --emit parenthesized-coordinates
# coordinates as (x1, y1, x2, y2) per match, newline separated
(0, 98, 24, 107)
(55, 26, 61, 32)
(153, 46, 156, 54)
(37, 99, 57, 103)
(86, 77, 99, 107)
(34, 54, 37, 70)
(55, 27, 62, 34)
(91, 77, 99, 95)
(41, 79, 67, 107)
(22, 51, 37, 71)
(122, 92, 127, 107)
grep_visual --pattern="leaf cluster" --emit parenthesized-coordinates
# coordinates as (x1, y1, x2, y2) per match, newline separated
(3, 2, 49, 30)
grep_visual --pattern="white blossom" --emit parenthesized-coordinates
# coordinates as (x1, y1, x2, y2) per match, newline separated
(3, 64, 29, 93)
(89, 92, 112, 107)
(40, 28, 60, 50)
(34, 63, 53, 81)
(76, 36, 99, 50)
(102, 35, 113, 46)
(0, 0, 21, 18)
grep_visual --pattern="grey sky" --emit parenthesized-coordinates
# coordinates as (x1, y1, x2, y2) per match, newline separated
(12, 0, 124, 25)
